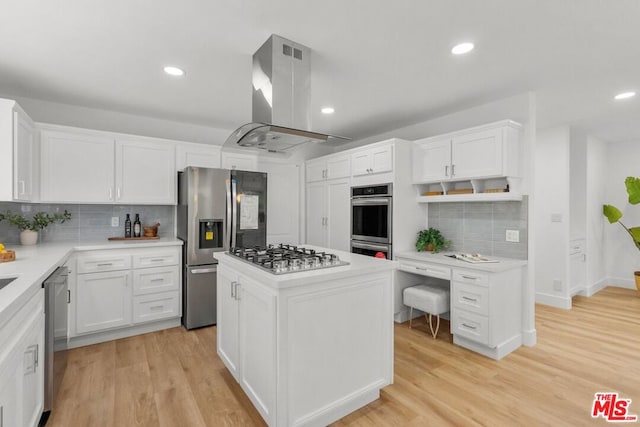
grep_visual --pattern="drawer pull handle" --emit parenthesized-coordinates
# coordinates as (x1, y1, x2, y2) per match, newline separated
(97, 263, 113, 267)
(150, 278, 164, 282)
(461, 275, 479, 280)
(461, 323, 477, 330)
(415, 267, 427, 271)
(150, 258, 165, 262)
(462, 296, 477, 302)
(149, 305, 163, 311)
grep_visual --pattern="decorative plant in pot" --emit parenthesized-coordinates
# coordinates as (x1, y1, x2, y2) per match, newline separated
(416, 227, 450, 253)
(603, 176, 640, 292)
(0, 210, 71, 245)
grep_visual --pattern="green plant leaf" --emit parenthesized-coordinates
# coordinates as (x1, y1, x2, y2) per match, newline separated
(629, 227, 640, 245)
(625, 177, 640, 205)
(603, 204, 623, 224)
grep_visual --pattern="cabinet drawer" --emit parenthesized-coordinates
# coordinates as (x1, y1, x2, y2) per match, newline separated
(452, 282, 489, 315)
(451, 269, 489, 287)
(132, 250, 179, 268)
(397, 260, 451, 280)
(77, 255, 131, 273)
(133, 291, 180, 324)
(133, 266, 180, 295)
(451, 309, 489, 345)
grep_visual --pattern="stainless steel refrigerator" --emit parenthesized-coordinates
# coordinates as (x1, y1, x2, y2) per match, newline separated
(177, 167, 267, 329)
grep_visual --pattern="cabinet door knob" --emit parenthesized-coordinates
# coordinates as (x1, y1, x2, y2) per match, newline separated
(445, 165, 448, 177)
(451, 164, 455, 176)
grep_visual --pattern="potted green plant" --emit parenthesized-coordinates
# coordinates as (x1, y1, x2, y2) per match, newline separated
(0, 210, 71, 245)
(415, 227, 450, 253)
(603, 176, 640, 291)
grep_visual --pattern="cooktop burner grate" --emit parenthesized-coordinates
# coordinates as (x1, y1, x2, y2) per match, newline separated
(228, 244, 349, 274)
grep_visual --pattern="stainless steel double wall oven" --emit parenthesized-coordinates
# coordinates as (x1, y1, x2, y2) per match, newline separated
(350, 183, 392, 258)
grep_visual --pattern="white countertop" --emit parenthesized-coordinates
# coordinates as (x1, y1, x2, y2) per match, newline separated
(0, 238, 183, 328)
(396, 251, 527, 273)
(214, 246, 396, 289)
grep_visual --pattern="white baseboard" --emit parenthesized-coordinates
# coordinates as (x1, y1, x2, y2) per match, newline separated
(522, 328, 537, 346)
(453, 334, 522, 360)
(585, 278, 609, 296)
(535, 292, 571, 309)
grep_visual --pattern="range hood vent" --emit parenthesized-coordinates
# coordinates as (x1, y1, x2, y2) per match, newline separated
(224, 34, 349, 155)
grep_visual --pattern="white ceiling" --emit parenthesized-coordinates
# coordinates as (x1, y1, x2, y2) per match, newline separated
(1, 0, 639, 143)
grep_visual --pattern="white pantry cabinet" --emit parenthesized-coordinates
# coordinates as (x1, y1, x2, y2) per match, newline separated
(0, 98, 39, 202)
(175, 142, 221, 170)
(305, 178, 351, 252)
(40, 126, 177, 204)
(217, 265, 276, 426)
(351, 144, 393, 176)
(0, 290, 45, 427)
(69, 246, 181, 343)
(305, 154, 350, 182)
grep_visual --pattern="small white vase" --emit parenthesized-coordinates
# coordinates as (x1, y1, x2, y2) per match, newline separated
(20, 230, 38, 246)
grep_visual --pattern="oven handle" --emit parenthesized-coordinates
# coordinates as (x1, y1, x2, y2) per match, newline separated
(351, 198, 391, 206)
(351, 241, 390, 252)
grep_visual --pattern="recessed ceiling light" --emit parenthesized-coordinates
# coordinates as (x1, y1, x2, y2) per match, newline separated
(614, 91, 636, 100)
(451, 42, 474, 55)
(321, 107, 335, 114)
(163, 66, 185, 77)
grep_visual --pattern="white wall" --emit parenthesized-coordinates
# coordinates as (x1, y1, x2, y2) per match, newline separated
(534, 126, 571, 308)
(603, 140, 640, 288)
(585, 135, 607, 293)
(570, 131, 587, 237)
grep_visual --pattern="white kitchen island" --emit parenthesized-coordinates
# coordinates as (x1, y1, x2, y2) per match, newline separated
(214, 247, 396, 427)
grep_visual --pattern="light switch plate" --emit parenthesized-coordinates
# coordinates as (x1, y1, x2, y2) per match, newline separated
(111, 217, 119, 227)
(506, 229, 520, 242)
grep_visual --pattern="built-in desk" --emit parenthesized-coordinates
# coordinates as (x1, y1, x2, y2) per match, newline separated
(395, 252, 527, 360)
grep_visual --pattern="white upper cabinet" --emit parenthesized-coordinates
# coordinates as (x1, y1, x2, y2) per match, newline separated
(115, 139, 176, 204)
(40, 126, 177, 204)
(306, 154, 350, 182)
(351, 144, 393, 176)
(221, 151, 257, 171)
(40, 130, 115, 203)
(412, 120, 521, 184)
(175, 142, 221, 170)
(0, 99, 39, 202)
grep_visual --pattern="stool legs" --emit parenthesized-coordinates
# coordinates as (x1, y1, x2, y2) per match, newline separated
(409, 306, 414, 329)
(426, 313, 440, 339)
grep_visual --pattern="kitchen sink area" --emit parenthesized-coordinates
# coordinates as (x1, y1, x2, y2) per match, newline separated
(0, 277, 17, 290)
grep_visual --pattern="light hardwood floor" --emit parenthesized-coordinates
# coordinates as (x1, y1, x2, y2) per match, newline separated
(48, 286, 640, 426)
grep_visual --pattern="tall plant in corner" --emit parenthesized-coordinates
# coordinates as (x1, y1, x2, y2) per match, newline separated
(603, 176, 640, 291)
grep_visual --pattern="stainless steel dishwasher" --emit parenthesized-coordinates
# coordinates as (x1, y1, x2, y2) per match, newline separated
(40, 266, 69, 424)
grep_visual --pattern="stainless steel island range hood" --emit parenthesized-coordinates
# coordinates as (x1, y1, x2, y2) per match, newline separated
(224, 34, 349, 154)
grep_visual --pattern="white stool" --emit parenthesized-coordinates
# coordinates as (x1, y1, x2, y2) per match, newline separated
(403, 284, 450, 339)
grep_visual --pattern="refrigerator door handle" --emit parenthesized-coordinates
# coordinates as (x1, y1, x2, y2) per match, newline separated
(225, 179, 233, 249)
(190, 268, 217, 274)
(231, 179, 238, 249)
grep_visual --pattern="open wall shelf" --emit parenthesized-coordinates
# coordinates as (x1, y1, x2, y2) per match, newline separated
(414, 177, 523, 203)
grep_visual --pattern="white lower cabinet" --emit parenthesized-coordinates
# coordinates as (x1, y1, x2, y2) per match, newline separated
(0, 290, 45, 427)
(450, 267, 522, 358)
(217, 265, 276, 426)
(70, 246, 182, 342)
(76, 270, 132, 334)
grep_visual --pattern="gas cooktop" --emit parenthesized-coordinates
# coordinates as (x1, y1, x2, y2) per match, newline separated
(228, 244, 349, 275)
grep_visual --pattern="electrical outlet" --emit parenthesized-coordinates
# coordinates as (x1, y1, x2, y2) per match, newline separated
(553, 279, 562, 291)
(21, 205, 32, 213)
(550, 213, 563, 223)
(111, 216, 119, 227)
(505, 229, 520, 243)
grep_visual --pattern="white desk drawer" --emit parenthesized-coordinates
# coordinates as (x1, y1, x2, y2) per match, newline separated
(133, 291, 180, 324)
(452, 269, 489, 287)
(133, 266, 180, 296)
(398, 261, 451, 280)
(133, 250, 179, 268)
(452, 282, 489, 315)
(77, 255, 131, 274)
(452, 310, 489, 345)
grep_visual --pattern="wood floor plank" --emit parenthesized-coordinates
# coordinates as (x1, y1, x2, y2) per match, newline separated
(48, 286, 640, 426)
